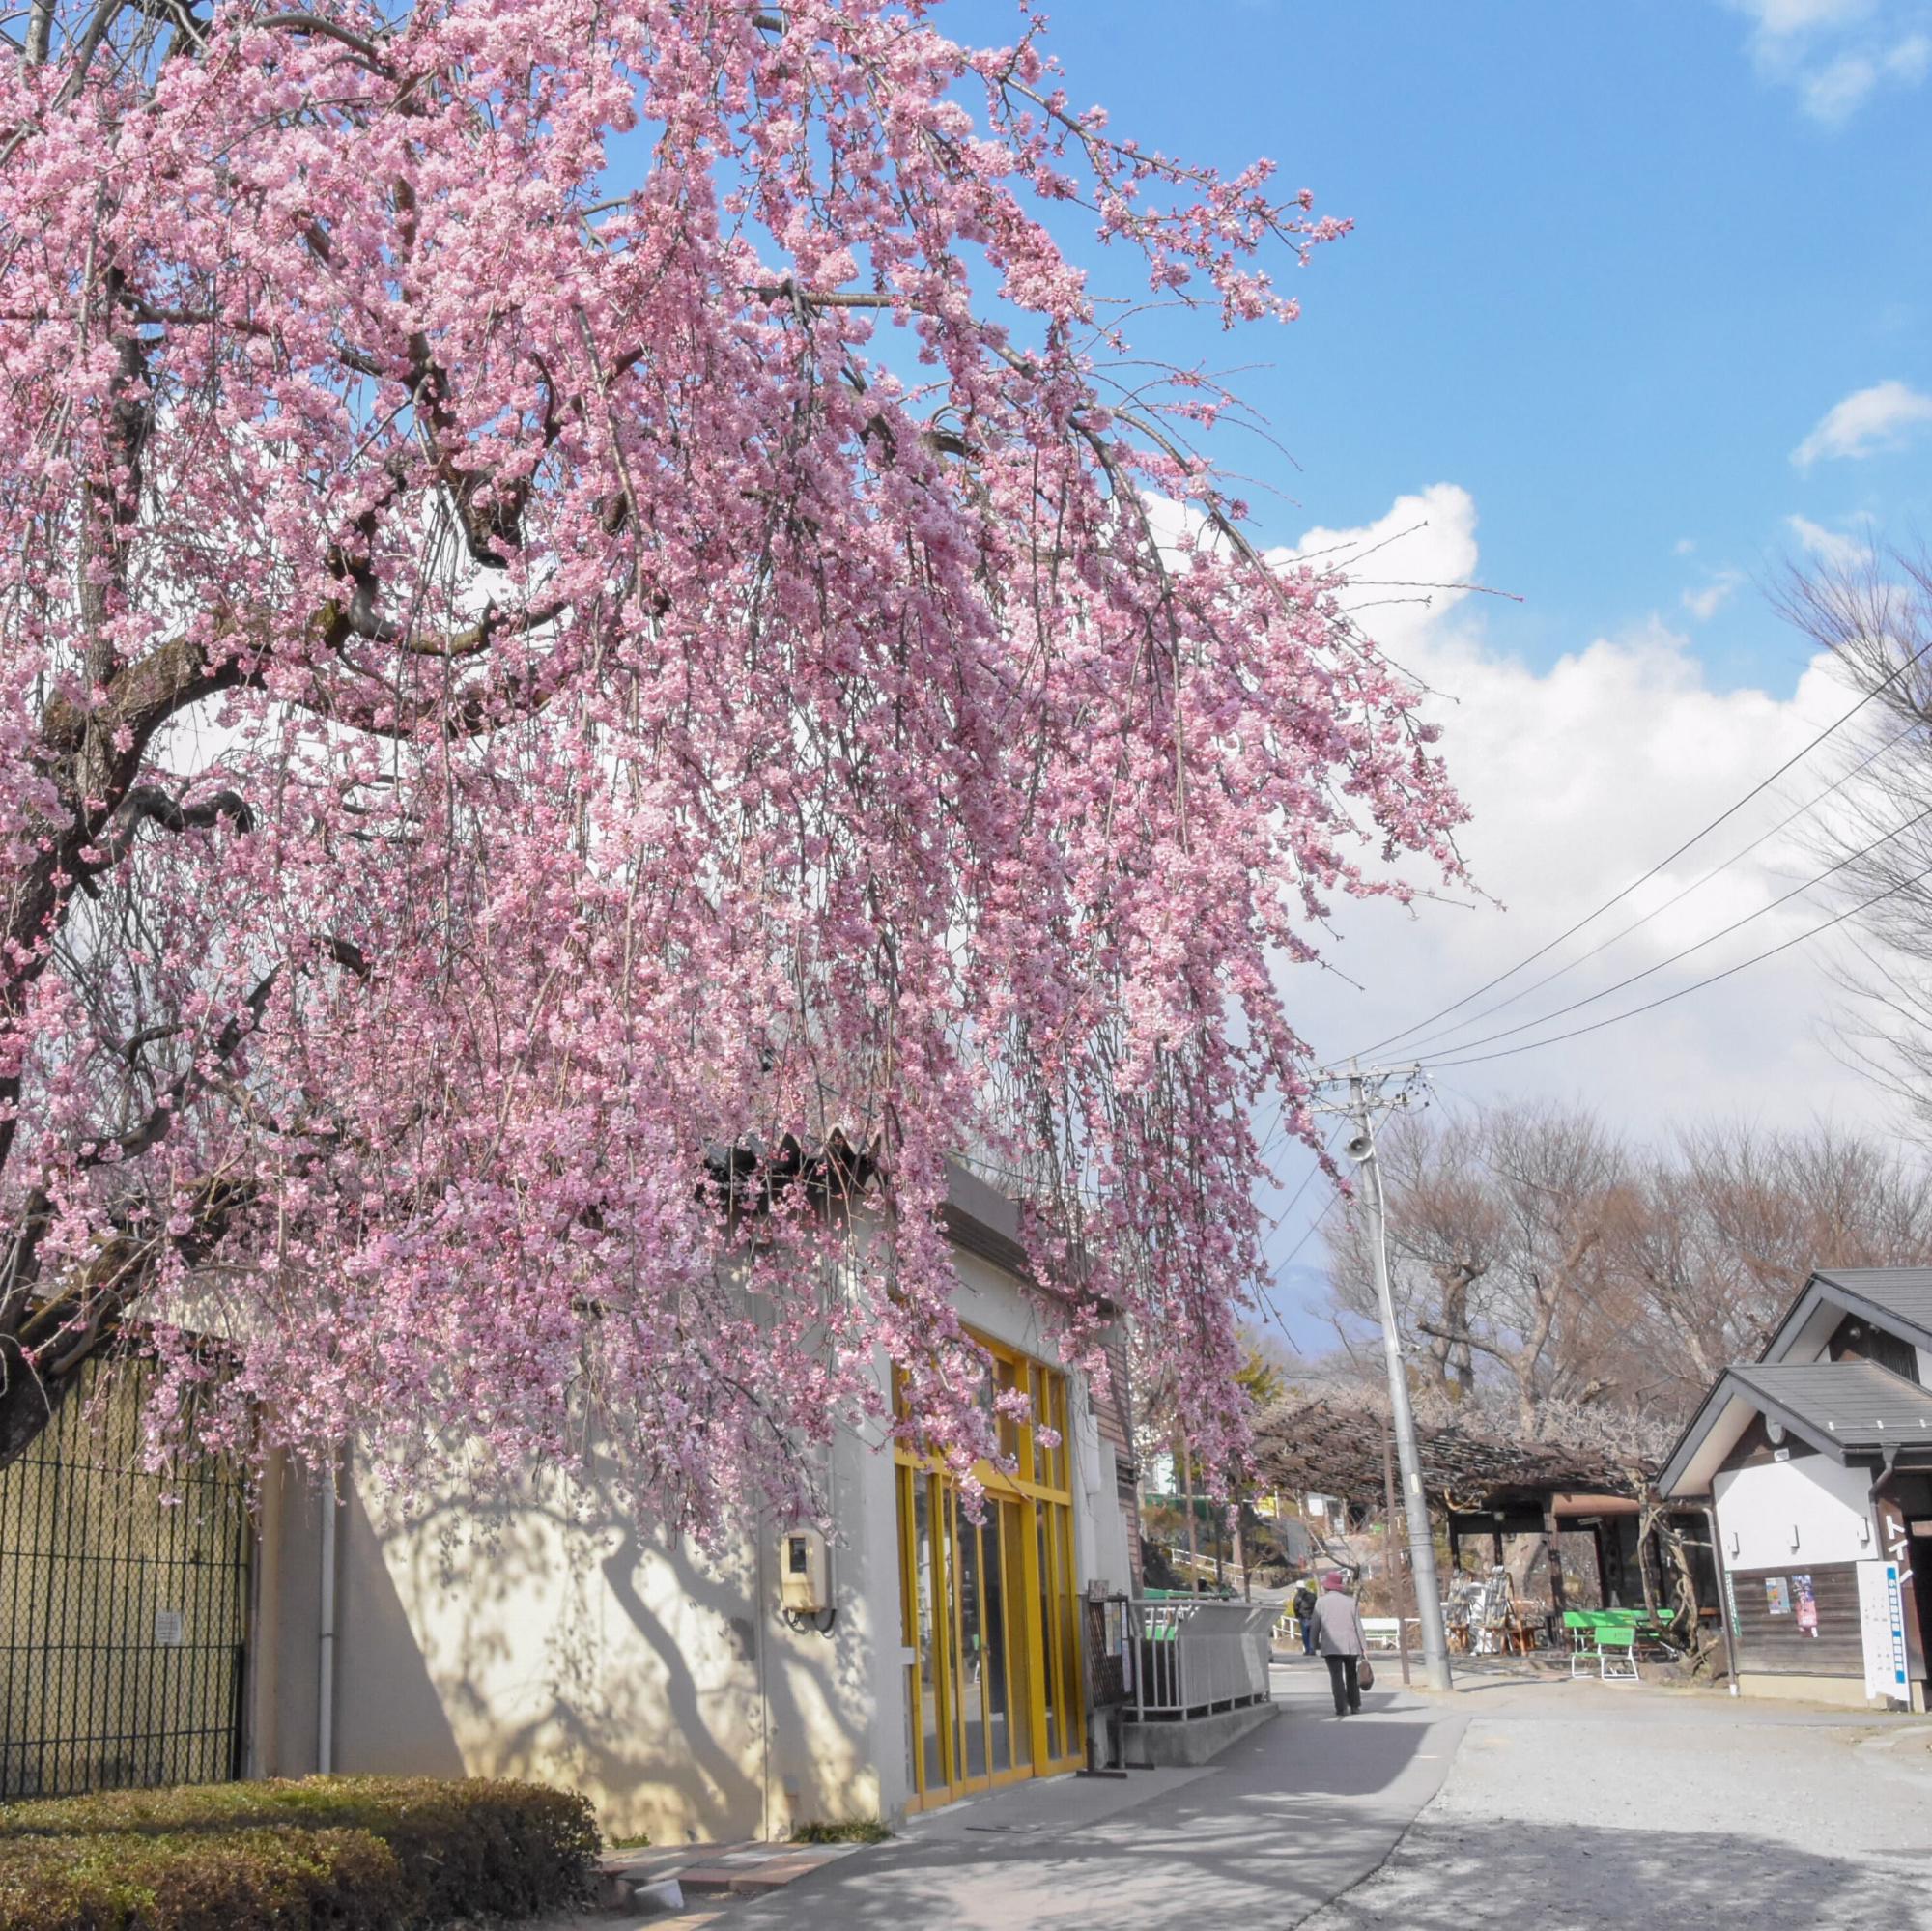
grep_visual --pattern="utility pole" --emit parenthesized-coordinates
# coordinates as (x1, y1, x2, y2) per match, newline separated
(1381, 1416, 1412, 1688)
(1345, 1064, 1454, 1692)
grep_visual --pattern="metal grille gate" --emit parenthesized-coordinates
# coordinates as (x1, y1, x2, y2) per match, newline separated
(0, 1355, 251, 1799)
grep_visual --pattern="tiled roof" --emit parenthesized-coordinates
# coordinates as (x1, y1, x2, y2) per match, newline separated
(1728, 1358, 1932, 1451)
(1810, 1267, 1932, 1343)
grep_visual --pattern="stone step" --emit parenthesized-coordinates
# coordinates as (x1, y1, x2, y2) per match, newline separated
(596, 1844, 849, 1912)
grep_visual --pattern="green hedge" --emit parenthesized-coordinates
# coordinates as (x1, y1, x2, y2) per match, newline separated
(0, 1775, 599, 1930)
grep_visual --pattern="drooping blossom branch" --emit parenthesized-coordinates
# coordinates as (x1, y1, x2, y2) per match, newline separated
(0, 0, 1466, 1524)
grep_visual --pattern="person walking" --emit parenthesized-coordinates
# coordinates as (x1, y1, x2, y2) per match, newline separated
(1312, 1571, 1368, 1717)
(1292, 1577, 1318, 1656)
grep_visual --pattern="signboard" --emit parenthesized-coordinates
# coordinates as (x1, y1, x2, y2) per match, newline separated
(1764, 1576, 1791, 1616)
(1857, 1560, 1909, 1704)
(154, 1609, 185, 1648)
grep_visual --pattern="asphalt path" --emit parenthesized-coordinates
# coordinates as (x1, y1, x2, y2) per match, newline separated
(707, 1654, 1467, 1931)
(573, 1654, 1932, 1930)
(1302, 1673, 1932, 1930)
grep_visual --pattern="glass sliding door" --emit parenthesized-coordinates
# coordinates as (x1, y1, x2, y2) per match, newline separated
(982, 1503, 1015, 1775)
(951, 1491, 988, 1783)
(1054, 1505, 1080, 1754)
(897, 1467, 950, 1802)
(1038, 1503, 1060, 1762)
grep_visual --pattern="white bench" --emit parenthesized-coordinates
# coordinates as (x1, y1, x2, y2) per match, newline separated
(1361, 1617, 1402, 1650)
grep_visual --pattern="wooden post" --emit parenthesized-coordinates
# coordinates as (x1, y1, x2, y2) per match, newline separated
(1544, 1507, 1568, 1622)
(1874, 1478, 1927, 1697)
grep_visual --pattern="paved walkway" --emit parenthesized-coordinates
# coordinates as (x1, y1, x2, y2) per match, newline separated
(558, 1657, 1932, 1930)
(581, 1655, 1468, 1931)
(1305, 1674, 1932, 1930)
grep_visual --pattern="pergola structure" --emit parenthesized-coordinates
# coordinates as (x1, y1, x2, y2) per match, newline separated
(1250, 1396, 1658, 1614)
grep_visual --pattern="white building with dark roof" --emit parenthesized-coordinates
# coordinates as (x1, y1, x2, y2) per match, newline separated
(1660, 1267, 1932, 1711)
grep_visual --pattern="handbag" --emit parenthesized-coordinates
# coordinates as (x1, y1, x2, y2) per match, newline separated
(1358, 1659, 1376, 1691)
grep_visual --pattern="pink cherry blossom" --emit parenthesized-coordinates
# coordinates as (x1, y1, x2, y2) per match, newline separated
(0, 0, 1465, 1525)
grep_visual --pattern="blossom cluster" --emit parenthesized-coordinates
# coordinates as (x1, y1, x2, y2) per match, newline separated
(0, 0, 1465, 1523)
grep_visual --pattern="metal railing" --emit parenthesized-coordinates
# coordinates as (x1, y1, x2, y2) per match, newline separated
(1144, 1541, 1259, 1595)
(1126, 1599, 1277, 1722)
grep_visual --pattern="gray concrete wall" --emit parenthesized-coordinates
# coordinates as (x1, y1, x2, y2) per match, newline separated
(260, 1455, 325, 1779)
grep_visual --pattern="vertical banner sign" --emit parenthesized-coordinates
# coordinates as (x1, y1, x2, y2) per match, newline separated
(1858, 1560, 1909, 1704)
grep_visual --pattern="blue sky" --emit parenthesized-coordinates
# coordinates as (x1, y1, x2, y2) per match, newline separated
(955, 0, 1932, 691)
(937, 2, 1932, 1351)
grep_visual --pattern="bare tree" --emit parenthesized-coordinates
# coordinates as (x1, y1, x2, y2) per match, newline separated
(1327, 1100, 1629, 1437)
(1326, 1103, 1932, 1436)
(1323, 1107, 1493, 1400)
(1778, 553, 1932, 1133)
(1619, 1122, 1932, 1411)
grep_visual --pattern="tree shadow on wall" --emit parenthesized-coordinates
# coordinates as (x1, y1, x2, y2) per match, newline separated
(361, 1482, 754, 1838)
(357, 1459, 875, 1843)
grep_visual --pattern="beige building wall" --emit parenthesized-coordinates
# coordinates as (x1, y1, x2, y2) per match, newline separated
(1735, 1671, 1877, 1711)
(251, 1242, 1134, 1842)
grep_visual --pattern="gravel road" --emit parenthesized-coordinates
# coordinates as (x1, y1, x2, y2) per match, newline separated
(1302, 1676, 1932, 1930)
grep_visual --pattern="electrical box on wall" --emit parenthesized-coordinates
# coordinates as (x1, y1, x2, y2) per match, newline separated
(780, 1527, 830, 1616)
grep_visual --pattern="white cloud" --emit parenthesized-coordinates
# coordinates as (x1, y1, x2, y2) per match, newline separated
(1786, 512, 1868, 569)
(1803, 49, 1882, 112)
(1673, 537, 1698, 556)
(1729, 0, 1874, 31)
(1262, 485, 1894, 1158)
(1682, 569, 1745, 619)
(1794, 380, 1932, 464)
(1888, 28, 1932, 72)
(1723, 0, 1932, 119)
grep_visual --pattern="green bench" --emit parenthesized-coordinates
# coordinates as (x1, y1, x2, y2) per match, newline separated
(1563, 1608, 1675, 1681)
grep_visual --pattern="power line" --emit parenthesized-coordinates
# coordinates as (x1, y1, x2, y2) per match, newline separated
(1422, 857, 1932, 1073)
(1396, 716, 1920, 1061)
(1268, 1187, 1343, 1276)
(1259, 1125, 1341, 1255)
(1403, 797, 1932, 1067)
(1348, 635, 1932, 1063)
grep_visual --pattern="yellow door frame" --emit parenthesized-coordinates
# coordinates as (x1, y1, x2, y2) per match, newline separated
(895, 1334, 1086, 1812)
